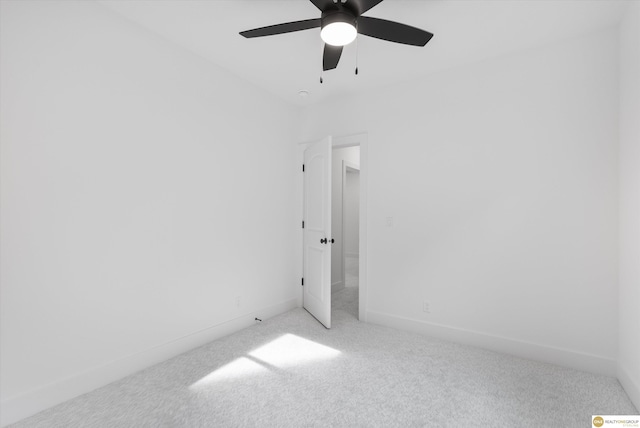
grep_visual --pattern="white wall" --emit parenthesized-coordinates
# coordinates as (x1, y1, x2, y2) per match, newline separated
(618, 1, 640, 411)
(344, 170, 360, 256)
(0, 1, 299, 425)
(330, 147, 360, 289)
(299, 28, 620, 375)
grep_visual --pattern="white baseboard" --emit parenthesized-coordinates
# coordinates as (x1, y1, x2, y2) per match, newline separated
(0, 298, 298, 427)
(618, 364, 640, 412)
(366, 310, 617, 377)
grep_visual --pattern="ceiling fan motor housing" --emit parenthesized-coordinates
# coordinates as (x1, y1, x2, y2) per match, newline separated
(321, 8, 357, 30)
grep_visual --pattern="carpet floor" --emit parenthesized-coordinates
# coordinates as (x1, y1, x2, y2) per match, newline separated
(11, 287, 637, 427)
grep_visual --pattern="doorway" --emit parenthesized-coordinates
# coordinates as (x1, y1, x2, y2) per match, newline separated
(343, 163, 360, 290)
(330, 148, 360, 320)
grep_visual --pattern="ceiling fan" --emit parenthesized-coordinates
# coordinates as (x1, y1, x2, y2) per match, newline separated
(239, 0, 434, 74)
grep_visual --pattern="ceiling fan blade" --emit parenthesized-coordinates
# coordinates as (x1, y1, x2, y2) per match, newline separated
(240, 18, 321, 38)
(357, 16, 433, 46)
(323, 44, 343, 71)
(347, 0, 384, 16)
(309, 0, 337, 12)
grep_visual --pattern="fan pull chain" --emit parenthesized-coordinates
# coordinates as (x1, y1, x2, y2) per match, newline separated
(320, 40, 324, 84)
(355, 36, 359, 75)
(355, 25, 359, 75)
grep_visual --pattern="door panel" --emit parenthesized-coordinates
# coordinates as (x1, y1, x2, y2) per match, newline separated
(303, 136, 332, 328)
(305, 154, 325, 231)
(305, 247, 324, 300)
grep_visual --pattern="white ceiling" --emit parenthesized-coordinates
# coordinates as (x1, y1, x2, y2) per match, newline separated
(98, 0, 629, 106)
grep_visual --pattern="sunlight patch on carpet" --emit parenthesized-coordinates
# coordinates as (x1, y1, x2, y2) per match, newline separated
(189, 334, 340, 390)
(248, 333, 341, 368)
(189, 357, 269, 389)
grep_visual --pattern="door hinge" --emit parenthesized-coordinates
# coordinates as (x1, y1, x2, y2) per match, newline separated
(302, 220, 305, 229)
(302, 164, 305, 172)
(301, 278, 304, 286)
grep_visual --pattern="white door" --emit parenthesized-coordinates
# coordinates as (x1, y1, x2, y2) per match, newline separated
(303, 136, 332, 328)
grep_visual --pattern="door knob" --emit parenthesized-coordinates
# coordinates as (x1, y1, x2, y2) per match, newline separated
(320, 238, 327, 244)
(330, 239, 335, 243)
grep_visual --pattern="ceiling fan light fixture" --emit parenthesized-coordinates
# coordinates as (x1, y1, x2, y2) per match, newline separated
(321, 21, 357, 46)
(320, 10, 357, 47)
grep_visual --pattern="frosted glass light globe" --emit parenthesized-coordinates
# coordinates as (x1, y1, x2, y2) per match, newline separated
(321, 22, 357, 46)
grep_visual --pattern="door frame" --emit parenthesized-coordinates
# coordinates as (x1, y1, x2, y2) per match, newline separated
(296, 132, 368, 322)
